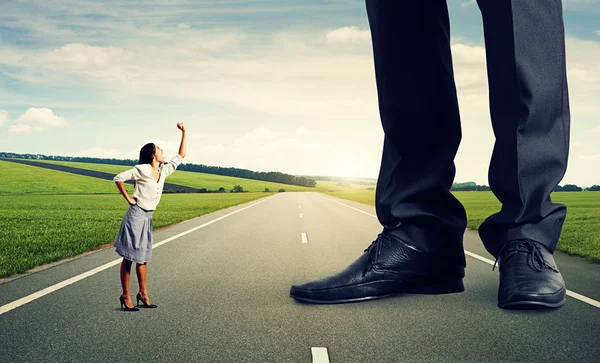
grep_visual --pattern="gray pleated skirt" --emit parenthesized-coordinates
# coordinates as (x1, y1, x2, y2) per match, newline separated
(114, 204, 154, 264)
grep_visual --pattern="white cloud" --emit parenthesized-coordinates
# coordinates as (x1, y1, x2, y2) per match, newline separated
(178, 23, 191, 29)
(326, 26, 371, 43)
(0, 110, 10, 126)
(450, 43, 488, 90)
(231, 127, 274, 147)
(594, 30, 600, 36)
(296, 127, 311, 136)
(202, 144, 224, 153)
(74, 147, 124, 158)
(0, 48, 26, 67)
(1, 7, 599, 184)
(5, 108, 68, 133)
(451, 43, 486, 64)
(460, 0, 477, 7)
(3, 37, 489, 131)
(188, 132, 205, 140)
(14, 108, 68, 127)
(182, 127, 360, 176)
(562, 1, 600, 13)
(580, 154, 600, 161)
(40, 43, 129, 68)
(8, 124, 43, 133)
(4, 36, 490, 128)
(565, 37, 600, 117)
(28, 43, 135, 82)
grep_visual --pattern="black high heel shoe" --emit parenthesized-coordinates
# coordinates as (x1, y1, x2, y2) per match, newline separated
(136, 293, 158, 308)
(120, 295, 139, 311)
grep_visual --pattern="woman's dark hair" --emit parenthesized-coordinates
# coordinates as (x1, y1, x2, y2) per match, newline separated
(139, 143, 156, 164)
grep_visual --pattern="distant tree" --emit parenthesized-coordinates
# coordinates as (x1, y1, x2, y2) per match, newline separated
(218, 187, 226, 193)
(588, 185, 600, 191)
(278, 188, 286, 192)
(264, 188, 270, 192)
(553, 185, 564, 192)
(198, 188, 207, 193)
(451, 181, 489, 191)
(562, 184, 582, 192)
(231, 185, 244, 193)
(0, 152, 317, 188)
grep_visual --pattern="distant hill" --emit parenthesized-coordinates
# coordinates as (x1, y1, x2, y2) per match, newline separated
(304, 175, 377, 186)
(310, 177, 491, 191)
(0, 158, 320, 194)
(0, 152, 316, 188)
(451, 181, 491, 191)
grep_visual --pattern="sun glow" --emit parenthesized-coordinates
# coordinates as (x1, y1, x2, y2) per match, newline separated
(331, 153, 365, 178)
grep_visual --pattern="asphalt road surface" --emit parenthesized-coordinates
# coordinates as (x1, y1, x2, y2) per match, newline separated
(1, 192, 599, 362)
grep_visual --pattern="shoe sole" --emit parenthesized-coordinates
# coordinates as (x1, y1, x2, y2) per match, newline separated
(498, 287, 567, 310)
(290, 279, 464, 304)
(498, 299, 566, 310)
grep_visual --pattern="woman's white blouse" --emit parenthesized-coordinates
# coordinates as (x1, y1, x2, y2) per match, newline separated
(113, 154, 183, 211)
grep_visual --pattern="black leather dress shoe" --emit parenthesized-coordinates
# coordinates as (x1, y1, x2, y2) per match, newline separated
(289, 233, 465, 304)
(494, 239, 566, 309)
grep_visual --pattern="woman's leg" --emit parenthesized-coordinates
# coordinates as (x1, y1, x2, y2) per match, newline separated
(136, 263, 150, 303)
(119, 258, 134, 307)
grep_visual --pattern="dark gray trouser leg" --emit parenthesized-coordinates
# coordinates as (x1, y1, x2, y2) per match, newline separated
(366, 0, 467, 266)
(476, 0, 570, 256)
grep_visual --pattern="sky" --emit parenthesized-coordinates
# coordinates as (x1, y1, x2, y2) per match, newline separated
(1, 0, 599, 186)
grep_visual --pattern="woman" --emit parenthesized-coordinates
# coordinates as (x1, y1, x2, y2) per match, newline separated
(113, 123, 187, 311)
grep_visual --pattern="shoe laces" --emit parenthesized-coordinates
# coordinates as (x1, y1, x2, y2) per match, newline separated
(364, 233, 394, 271)
(493, 239, 545, 272)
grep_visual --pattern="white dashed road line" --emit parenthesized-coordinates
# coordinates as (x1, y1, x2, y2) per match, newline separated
(311, 347, 330, 363)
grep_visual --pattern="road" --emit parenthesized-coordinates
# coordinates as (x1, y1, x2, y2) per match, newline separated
(1, 192, 599, 362)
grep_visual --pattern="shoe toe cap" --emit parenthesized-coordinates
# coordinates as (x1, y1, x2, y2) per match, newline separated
(499, 270, 566, 308)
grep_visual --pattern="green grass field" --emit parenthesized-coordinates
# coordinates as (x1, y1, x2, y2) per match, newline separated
(316, 180, 376, 205)
(0, 161, 135, 195)
(31, 159, 323, 193)
(0, 193, 267, 278)
(323, 187, 600, 262)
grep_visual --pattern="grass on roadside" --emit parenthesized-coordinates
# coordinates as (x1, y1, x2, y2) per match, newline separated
(0, 161, 134, 195)
(323, 187, 600, 262)
(30, 159, 323, 193)
(0, 193, 267, 277)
